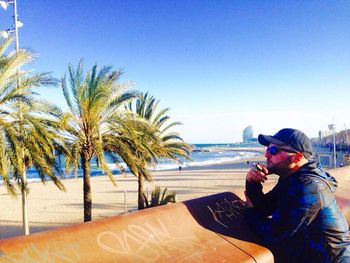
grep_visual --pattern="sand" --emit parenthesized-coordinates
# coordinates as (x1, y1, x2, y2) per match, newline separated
(0, 156, 276, 239)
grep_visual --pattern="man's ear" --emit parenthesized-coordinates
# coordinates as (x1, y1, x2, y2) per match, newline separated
(291, 152, 303, 163)
(294, 153, 304, 163)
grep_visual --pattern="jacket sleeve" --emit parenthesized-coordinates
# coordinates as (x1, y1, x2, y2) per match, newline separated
(245, 179, 322, 246)
(245, 180, 279, 217)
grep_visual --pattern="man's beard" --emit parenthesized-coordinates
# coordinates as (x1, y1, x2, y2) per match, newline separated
(267, 156, 292, 178)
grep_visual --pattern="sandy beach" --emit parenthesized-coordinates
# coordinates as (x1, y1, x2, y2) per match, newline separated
(0, 156, 279, 240)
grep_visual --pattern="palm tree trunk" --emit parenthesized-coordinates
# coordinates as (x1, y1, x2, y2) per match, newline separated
(21, 171, 29, 235)
(138, 174, 145, 210)
(82, 155, 92, 222)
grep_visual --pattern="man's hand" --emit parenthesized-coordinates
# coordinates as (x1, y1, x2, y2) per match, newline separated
(246, 163, 269, 183)
(244, 191, 254, 208)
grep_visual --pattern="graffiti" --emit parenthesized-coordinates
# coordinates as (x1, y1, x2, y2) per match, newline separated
(0, 242, 80, 263)
(207, 198, 245, 228)
(97, 218, 220, 262)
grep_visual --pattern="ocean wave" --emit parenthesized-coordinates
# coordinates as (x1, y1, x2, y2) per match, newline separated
(151, 151, 260, 171)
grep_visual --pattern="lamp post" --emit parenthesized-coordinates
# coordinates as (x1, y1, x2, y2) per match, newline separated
(0, 0, 23, 50)
(0, 0, 29, 236)
(328, 124, 336, 168)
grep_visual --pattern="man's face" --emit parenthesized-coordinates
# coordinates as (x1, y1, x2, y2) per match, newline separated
(265, 143, 296, 175)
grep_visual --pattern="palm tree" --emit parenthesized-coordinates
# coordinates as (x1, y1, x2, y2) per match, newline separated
(59, 60, 137, 222)
(125, 92, 191, 209)
(142, 186, 176, 208)
(0, 38, 65, 234)
(132, 92, 191, 158)
(106, 114, 160, 210)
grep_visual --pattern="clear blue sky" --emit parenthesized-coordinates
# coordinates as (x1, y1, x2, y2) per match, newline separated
(1, 1, 349, 143)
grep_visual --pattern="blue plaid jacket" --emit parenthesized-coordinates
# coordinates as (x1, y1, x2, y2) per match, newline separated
(245, 162, 350, 263)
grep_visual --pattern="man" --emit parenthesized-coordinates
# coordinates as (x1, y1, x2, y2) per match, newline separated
(244, 128, 350, 263)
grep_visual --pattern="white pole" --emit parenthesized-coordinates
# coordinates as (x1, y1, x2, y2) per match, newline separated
(12, 0, 29, 236)
(13, 0, 19, 52)
(333, 129, 336, 168)
(345, 124, 349, 153)
(329, 124, 337, 169)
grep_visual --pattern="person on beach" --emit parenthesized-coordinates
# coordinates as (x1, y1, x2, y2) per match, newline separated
(244, 128, 350, 262)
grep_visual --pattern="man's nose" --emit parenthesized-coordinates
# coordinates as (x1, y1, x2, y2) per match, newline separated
(265, 149, 271, 158)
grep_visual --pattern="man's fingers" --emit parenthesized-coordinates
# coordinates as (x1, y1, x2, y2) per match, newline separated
(257, 171, 268, 181)
(262, 166, 269, 174)
(247, 169, 259, 183)
(256, 163, 269, 174)
(253, 170, 267, 182)
(247, 168, 266, 183)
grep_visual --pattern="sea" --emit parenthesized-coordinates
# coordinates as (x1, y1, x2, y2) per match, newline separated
(22, 142, 263, 183)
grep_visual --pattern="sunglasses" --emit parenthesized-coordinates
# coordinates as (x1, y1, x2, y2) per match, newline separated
(267, 145, 299, 155)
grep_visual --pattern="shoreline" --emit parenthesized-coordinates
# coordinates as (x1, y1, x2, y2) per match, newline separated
(20, 154, 265, 184)
(200, 146, 265, 153)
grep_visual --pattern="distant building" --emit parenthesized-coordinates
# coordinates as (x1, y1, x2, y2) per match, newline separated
(319, 130, 330, 140)
(243, 126, 254, 142)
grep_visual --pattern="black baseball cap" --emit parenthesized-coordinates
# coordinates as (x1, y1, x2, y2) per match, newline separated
(258, 128, 313, 159)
